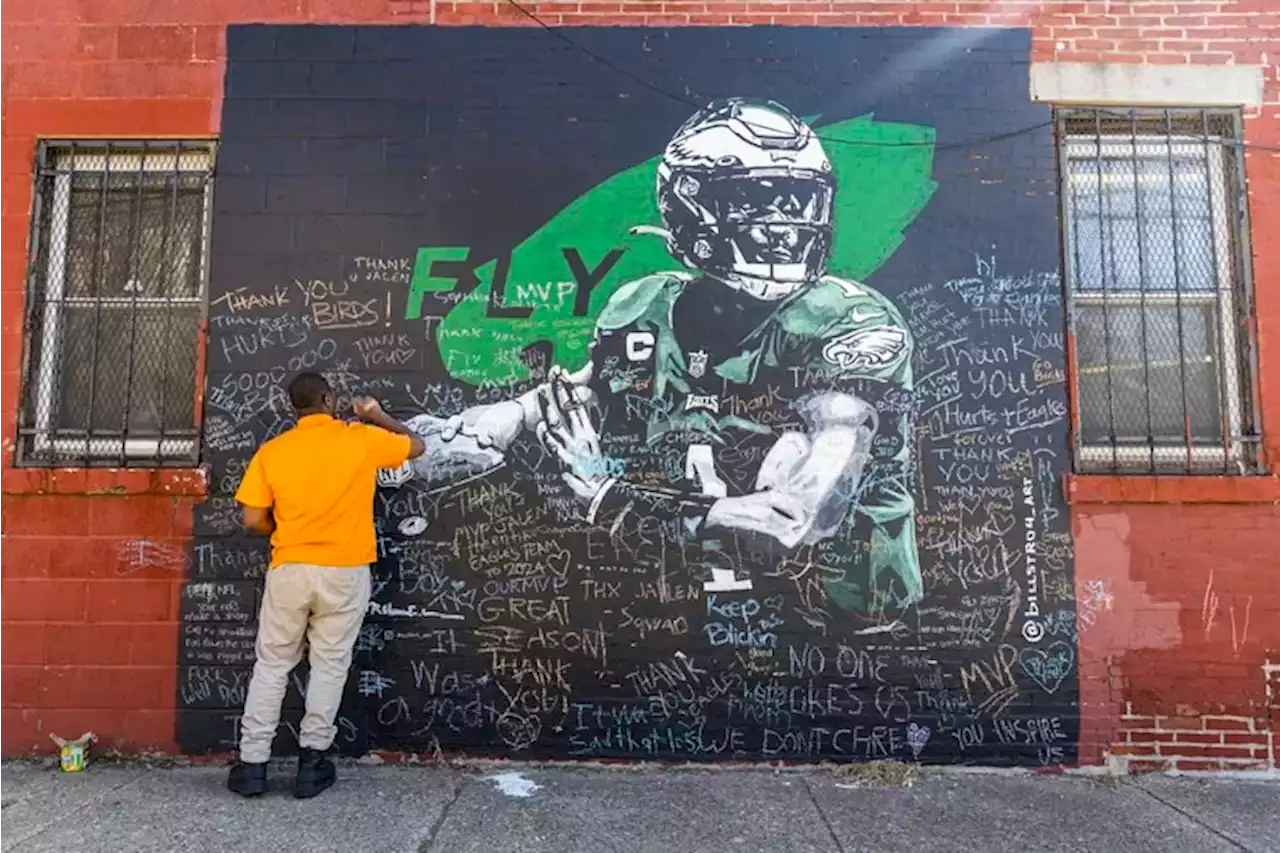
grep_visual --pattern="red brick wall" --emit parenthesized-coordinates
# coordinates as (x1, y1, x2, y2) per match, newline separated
(3, 0, 1279, 762)
(1073, 505, 1280, 771)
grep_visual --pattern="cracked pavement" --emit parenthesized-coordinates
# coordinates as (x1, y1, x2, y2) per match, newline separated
(2, 762, 1277, 853)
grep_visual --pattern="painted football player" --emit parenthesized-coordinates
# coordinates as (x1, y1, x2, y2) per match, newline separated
(395, 98, 922, 627)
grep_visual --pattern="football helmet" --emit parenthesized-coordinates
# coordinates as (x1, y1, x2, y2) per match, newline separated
(655, 98, 835, 301)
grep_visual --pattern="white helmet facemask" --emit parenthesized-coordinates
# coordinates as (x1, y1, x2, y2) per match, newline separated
(651, 98, 836, 301)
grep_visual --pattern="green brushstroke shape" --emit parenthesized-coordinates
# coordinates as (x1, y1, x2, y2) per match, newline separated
(427, 115, 937, 386)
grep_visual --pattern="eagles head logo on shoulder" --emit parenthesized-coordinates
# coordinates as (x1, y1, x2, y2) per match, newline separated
(822, 325, 909, 370)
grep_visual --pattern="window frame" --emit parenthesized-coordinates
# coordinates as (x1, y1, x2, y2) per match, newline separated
(1056, 108, 1261, 476)
(17, 140, 217, 468)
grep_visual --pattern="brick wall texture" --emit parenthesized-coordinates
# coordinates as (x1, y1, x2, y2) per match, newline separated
(3, 0, 1279, 766)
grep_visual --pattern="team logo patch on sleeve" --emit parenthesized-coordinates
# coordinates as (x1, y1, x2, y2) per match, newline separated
(822, 325, 908, 370)
(687, 350, 709, 378)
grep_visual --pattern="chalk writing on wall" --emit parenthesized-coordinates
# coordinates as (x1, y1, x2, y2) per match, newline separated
(179, 25, 1077, 764)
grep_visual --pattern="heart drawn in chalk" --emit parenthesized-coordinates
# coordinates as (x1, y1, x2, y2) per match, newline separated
(906, 722, 931, 758)
(1017, 641, 1075, 694)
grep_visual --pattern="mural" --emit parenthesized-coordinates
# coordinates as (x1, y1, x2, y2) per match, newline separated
(392, 97, 922, 629)
(182, 25, 1078, 765)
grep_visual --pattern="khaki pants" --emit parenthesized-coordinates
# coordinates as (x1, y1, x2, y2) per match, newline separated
(238, 563, 371, 763)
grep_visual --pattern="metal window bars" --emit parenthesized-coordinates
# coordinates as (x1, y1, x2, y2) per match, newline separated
(16, 141, 216, 468)
(1056, 108, 1261, 475)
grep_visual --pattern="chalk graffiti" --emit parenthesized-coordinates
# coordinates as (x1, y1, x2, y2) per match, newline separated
(179, 25, 1078, 765)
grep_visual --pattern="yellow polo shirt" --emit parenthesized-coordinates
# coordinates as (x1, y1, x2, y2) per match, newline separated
(234, 414, 412, 568)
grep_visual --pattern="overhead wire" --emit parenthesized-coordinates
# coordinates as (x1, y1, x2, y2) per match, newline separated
(499, 0, 1054, 150)
(499, 0, 1280, 154)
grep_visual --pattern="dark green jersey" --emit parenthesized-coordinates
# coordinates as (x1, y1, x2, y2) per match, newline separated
(585, 272, 921, 618)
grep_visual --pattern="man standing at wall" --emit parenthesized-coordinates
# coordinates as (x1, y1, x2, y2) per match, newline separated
(226, 372, 427, 798)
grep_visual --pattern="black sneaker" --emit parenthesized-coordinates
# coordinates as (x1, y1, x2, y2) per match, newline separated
(227, 761, 267, 797)
(294, 748, 336, 799)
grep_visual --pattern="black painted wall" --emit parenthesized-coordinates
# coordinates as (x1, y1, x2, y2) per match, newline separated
(180, 25, 1078, 764)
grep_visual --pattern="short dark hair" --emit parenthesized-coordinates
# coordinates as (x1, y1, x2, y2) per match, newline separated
(288, 372, 331, 412)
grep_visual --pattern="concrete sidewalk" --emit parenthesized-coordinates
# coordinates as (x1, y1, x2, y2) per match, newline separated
(2, 761, 1276, 853)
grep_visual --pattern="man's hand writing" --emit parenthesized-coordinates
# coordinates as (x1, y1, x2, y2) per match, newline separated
(352, 396, 385, 421)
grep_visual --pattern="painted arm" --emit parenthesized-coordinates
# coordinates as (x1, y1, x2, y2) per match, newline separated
(536, 366, 877, 551)
(387, 383, 552, 490)
(702, 393, 878, 548)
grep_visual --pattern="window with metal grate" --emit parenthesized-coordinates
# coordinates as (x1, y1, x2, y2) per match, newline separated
(16, 141, 216, 468)
(1056, 109, 1261, 475)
